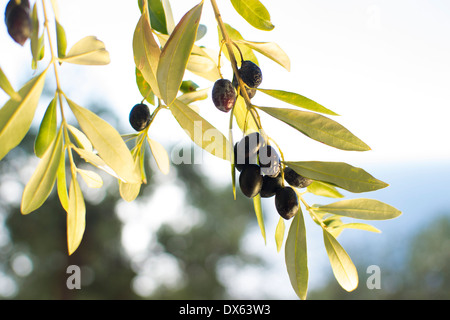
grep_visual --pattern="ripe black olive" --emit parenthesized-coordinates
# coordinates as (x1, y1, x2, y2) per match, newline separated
(284, 166, 313, 188)
(258, 145, 280, 177)
(212, 79, 236, 113)
(260, 172, 283, 198)
(275, 186, 299, 220)
(239, 164, 263, 198)
(129, 103, 151, 132)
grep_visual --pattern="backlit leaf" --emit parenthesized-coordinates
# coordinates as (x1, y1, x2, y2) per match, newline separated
(135, 68, 154, 105)
(77, 168, 103, 189)
(35, 95, 57, 158)
(0, 67, 20, 100)
(119, 147, 143, 202)
(258, 89, 339, 116)
(0, 70, 47, 161)
(323, 229, 358, 292)
(230, 0, 274, 31)
(147, 137, 170, 175)
(157, 1, 203, 106)
(67, 175, 86, 255)
(275, 217, 285, 252)
(67, 98, 141, 184)
(315, 198, 402, 220)
(233, 95, 259, 134)
(57, 151, 69, 212)
(253, 194, 266, 243)
(333, 222, 381, 234)
(56, 20, 67, 59)
(62, 36, 110, 65)
(170, 99, 231, 161)
(67, 124, 93, 151)
(285, 209, 308, 300)
(284, 161, 389, 193)
(236, 40, 290, 71)
(21, 129, 63, 215)
(307, 181, 344, 198)
(257, 106, 370, 151)
(133, 13, 161, 99)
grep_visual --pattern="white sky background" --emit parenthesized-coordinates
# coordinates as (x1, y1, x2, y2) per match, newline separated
(1, 0, 450, 299)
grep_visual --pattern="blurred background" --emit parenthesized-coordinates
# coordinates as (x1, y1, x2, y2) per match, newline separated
(0, 0, 449, 299)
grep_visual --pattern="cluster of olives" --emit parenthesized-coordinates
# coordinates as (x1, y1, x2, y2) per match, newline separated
(235, 132, 312, 220)
(212, 60, 262, 113)
(4, 0, 32, 46)
(129, 103, 151, 132)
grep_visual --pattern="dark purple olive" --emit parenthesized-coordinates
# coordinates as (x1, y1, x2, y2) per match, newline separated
(239, 164, 263, 198)
(212, 79, 236, 112)
(275, 186, 299, 220)
(5, 0, 31, 46)
(284, 166, 313, 188)
(129, 103, 151, 131)
(260, 172, 283, 198)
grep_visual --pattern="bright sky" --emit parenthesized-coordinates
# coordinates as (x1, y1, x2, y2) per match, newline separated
(1, 0, 449, 298)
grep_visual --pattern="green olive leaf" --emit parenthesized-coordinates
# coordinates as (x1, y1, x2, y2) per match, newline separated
(21, 129, 63, 215)
(314, 198, 402, 220)
(233, 95, 259, 134)
(62, 36, 110, 65)
(307, 181, 344, 198)
(253, 194, 266, 244)
(323, 229, 358, 292)
(67, 124, 93, 151)
(0, 67, 20, 101)
(56, 20, 67, 59)
(170, 99, 231, 161)
(257, 106, 370, 151)
(275, 217, 285, 253)
(284, 161, 389, 193)
(0, 70, 47, 161)
(66, 98, 141, 184)
(236, 40, 290, 71)
(147, 137, 170, 175)
(257, 89, 339, 116)
(157, 1, 203, 106)
(57, 151, 69, 212)
(148, 0, 168, 34)
(230, 0, 274, 31)
(285, 208, 308, 300)
(35, 95, 58, 158)
(67, 175, 86, 255)
(134, 13, 161, 99)
(77, 168, 103, 189)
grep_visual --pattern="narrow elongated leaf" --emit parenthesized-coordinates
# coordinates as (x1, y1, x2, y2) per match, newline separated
(119, 147, 143, 202)
(284, 161, 389, 193)
(133, 13, 161, 99)
(67, 98, 141, 184)
(258, 106, 370, 151)
(161, 0, 175, 34)
(57, 151, 69, 212)
(21, 129, 63, 215)
(147, 137, 170, 175)
(0, 70, 47, 161)
(62, 36, 110, 65)
(275, 217, 285, 252)
(157, 1, 203, 106)
(67, 176, 86, 255)
(177, 88, 208, 105)
(135, 68, 154, 105)
(236, 40, 290, 71)
(30, 3, 42, 69)
(35, 95, 57, 158)
(170, 99, 231, 161)
(67, 124, 93, 151)
(307, 181, 344, 198)
(230, 0, 274, 31)
(285, 209, 308, 300)
(233, 95, 259, 134)
(0, 67, 20, 100)
(147, 0, 168, 34)
(56, 20, 67, 59)
(315, 198, 402, 220)
(258, 89, 339, 116)
(323, 229, 358, 292)
(334, 222, 381, 233)
(253, 194, 266, 244)
(77, 168, 103, 188)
